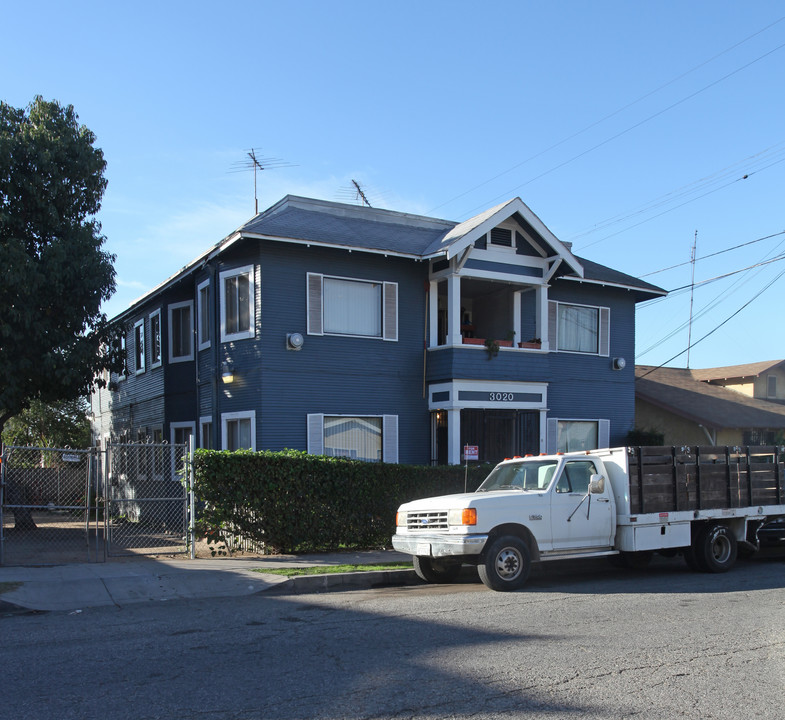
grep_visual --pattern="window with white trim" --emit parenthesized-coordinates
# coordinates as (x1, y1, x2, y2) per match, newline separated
(197, 280, 211, 350)
(307, 414, 398, 463)
(222, 411, 256, 451)
(133, 319, 145, 374)
(220, 266, 255, 342)
(169, 301, 194, 362)
(171, 422, 195, 448)
(307, 273, 397, 340)
(549, 301, 609, 356)
(149, 309, 162, 368)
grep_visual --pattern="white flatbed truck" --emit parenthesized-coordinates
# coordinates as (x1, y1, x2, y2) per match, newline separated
(392, 445, 785, 591)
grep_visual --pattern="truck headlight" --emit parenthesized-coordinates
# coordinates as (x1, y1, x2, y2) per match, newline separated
(396, 511, 408, 527)
(448, 508, 477, 526)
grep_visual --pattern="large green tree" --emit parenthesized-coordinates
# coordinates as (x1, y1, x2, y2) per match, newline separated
(0, 96, 120, 437)
(1, 398, 91, 450)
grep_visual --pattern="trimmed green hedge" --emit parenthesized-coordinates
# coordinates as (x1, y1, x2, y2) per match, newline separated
(193, 449, 494, 553)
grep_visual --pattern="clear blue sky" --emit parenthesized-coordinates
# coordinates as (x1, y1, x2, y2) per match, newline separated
(4, 1, 784, 370)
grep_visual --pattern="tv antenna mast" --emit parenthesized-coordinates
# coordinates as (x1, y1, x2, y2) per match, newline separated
(229, 149, 294, 214)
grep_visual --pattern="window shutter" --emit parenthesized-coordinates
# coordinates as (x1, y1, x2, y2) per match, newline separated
(599, 307, 610, 357)
(383, 282, 398, 341)
(383, 415, 399, 463)
(598, 419, 610, 449)
(548, 301, 558, 351)
(307, 414, 324, 455)
(546, 418, 559, 454)
(307, 273, 323, 335)
(474, 232, 487, 250)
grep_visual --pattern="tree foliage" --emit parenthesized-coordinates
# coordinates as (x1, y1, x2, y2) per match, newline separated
(1, 398, 91, 449)
(0, 96, 121, 434)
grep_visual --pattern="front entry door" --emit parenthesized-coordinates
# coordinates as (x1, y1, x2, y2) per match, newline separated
(549, 459, 613, 549)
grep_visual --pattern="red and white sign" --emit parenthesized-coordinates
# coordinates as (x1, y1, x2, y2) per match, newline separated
(463, 445, 479, 461)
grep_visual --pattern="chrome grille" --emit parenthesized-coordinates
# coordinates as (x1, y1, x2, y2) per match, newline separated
(406, 510, 448, 531)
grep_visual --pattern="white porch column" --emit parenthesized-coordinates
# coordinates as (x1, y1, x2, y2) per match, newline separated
(513, 290, 522, 345)
(446, 274, 461, 346)
(429, 280, 438, 347)
(536, 285, 549, 350)
(447, 408, 461, 465)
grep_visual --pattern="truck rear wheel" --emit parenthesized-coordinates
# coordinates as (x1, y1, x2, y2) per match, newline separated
(412, 556, 462, 584)
(478, 536, 531, 591)
(694, 523, 737, 573)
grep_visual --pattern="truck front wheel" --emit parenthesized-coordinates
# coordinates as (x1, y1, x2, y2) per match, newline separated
(694, 524, 737, 573)
(413, 556, 462, 584)
(478, 536, 531, 591)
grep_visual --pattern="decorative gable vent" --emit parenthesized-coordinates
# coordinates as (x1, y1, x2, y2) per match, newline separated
(490, 227, 513, 247)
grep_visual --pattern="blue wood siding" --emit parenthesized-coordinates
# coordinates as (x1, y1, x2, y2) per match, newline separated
(211, 242, 431, 463)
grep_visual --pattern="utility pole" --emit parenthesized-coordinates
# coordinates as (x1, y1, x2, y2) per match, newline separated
(686, 230, 697, 368)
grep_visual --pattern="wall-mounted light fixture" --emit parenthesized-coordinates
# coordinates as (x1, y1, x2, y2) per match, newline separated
(221, 361, 234, 384)
(612, 357, 626, 370)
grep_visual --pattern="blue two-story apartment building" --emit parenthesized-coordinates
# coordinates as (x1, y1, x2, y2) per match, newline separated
(90, 195, 665, 465)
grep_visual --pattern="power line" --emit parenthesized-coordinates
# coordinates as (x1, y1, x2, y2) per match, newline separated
(459, 38, 785, 220)
(571, 147, 785, 250)
(427, 15, 785, 217)
(637, 268, 785, 373)
(640, 230, 785, 278)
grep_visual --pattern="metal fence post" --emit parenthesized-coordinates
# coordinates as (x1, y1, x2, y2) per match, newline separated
(189, 435, 195, 560)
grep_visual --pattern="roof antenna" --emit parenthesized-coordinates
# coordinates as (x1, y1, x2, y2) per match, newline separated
(351, 179, 372, 207)
(686, 230, 697, 368)
(229, 149, 295, 214)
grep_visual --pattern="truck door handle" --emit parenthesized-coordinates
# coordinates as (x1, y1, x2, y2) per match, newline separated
(596, 498, 609, 503)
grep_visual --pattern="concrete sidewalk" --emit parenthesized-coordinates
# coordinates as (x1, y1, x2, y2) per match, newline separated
(0, 550, 418, 614)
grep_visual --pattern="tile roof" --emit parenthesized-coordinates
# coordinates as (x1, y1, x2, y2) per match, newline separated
(635, 365, 785, 429)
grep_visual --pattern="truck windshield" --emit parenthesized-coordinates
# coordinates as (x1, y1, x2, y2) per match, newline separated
(477, 461, 559, 492)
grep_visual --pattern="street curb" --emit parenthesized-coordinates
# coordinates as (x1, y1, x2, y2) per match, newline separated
(266, 568, 422, 594)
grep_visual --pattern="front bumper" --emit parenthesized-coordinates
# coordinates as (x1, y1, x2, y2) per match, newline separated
(392, 532, 489, 558)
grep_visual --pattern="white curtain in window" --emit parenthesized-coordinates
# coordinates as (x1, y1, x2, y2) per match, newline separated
(558, 305, 598, 353)
(324, 416, 382, 462)
(323, 278, 381, 336)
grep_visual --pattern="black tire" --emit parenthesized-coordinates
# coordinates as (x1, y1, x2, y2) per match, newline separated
(412, 556, 462, 584)
(478, 536, 531, 591)
(694, 524, 737, 573)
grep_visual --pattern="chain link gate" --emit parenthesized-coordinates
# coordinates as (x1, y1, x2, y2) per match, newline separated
(0, 446, 100, 566)
(104, 442, 193, 557)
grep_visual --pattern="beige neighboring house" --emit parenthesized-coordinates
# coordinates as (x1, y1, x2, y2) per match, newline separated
(635, 360, 785, 446)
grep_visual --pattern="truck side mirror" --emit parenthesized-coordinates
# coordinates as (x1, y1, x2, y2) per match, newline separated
(589, 474, 605, 494)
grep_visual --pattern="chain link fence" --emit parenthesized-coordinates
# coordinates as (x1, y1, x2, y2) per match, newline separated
(1, 442, 194, 565)
(105, 442, 192, 557)
(0, 446, 99, 565)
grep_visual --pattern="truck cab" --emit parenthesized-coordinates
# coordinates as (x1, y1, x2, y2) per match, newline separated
(393, 452, 617, 590)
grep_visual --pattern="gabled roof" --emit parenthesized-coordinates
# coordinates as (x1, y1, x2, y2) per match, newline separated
(114, 195, 665, 320)
(690, 360, 785, 382)
(635, 365, 785, 429)
(240, 195, 454, 258)
(570, 257, 666, 301)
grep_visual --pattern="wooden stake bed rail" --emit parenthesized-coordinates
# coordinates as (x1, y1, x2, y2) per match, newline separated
(628, 446, 785, 515)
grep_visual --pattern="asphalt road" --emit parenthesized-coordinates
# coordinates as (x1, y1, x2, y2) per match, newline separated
(2, 550, 784, 719)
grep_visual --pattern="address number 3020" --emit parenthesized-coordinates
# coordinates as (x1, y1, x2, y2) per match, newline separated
(489, 392, 514, 401)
